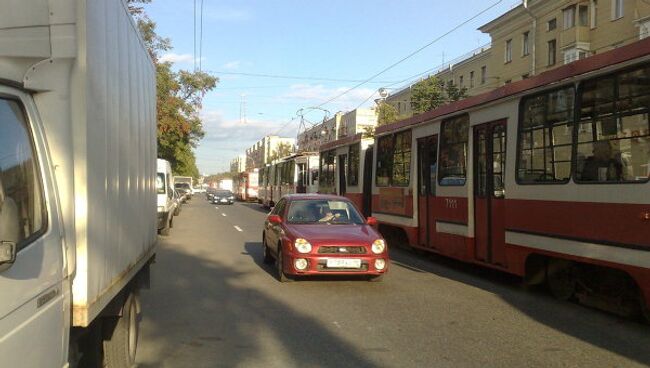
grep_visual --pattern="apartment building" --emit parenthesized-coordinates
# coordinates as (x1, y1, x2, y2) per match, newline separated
(297, 112, 343, 152)
(386, 0, 650, 116)
(230, 154, 246, 173)
(338, 108, 378, 138)
(245, 135, 296, 170)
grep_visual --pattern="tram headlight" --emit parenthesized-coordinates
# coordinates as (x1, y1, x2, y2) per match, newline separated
(294, 238, 312, 253)
(371, 239, 386, 254)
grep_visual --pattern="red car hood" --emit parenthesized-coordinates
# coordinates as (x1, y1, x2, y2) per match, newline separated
(288, 224, 380, 245)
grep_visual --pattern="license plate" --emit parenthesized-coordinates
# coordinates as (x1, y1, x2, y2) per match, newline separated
(326, 258, 361, 269)
(221, 199, 228, 202)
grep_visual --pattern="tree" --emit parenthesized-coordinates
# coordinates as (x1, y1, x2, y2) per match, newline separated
(410, 77, 468, 115)
(376, 101, 399, 127)
(269, 142, 294, 161)
(128, 0, 217, 178)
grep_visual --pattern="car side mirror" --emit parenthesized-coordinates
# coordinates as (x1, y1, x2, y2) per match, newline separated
(268, 215, 282, 224)
(366, 217, 378, 226)
(0, 241, 16, 272)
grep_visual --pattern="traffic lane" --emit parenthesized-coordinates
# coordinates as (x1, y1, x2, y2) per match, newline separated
(228, 201, 650, 367)
(137, 199, 650, 368)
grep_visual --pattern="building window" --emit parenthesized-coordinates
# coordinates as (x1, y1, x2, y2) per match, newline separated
(522, 31, 530, 56)
(459, 75, 464, 89)
(548, 39, 557, 66)
(505, 39, 513, 63)
(470, 71, 475, 88)
(612, 0, 623, 20)
(579, 5, 589, 26)
(576, 65, 650, 183)
(347, 143, 360, 186)
(375, 135, 393, 187)
(481, 66, 487, 85)
(591, 0, 598, 28)
(517, 86, 575, 183)
(548, 18, 557, 31)
(319, 150, 336, 190)
(439, 115, 469, 186)
(563, 48, 590, 64)
(563, 6, 576, 29)
(641, 20, 650, 39)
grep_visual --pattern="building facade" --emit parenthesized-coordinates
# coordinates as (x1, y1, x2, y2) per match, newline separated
(386, 0, 650, 117)
(230, 154, 246, 174)
(297, 108, 378, 152)
(245, 135, 296, 170)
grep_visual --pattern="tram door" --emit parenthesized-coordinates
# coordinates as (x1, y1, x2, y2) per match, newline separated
(417, 135, 438, 249)
(338, 154, 347, 196)
(474, 120, 507, 266)
(362, 146, 374, 217)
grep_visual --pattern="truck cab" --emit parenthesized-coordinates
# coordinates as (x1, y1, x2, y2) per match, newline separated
(157, 159, 175, 235)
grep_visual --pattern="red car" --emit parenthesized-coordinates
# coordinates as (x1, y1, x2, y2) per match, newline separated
(262, 194, 388, 282)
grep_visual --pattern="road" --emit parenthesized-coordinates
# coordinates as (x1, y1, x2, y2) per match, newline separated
(135, 198, 650, 368)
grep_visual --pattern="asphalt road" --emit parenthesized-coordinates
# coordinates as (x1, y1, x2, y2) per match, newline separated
(135, 198, 650, 368)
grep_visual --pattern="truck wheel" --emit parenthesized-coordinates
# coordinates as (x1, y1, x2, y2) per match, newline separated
(103, 293, 139, 368)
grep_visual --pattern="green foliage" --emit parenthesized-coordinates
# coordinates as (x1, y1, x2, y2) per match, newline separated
(128, 0, 218, 179)
(410, 77, 468, 114)
(376, 101, 399, 127)
(269, 142, 294, 161)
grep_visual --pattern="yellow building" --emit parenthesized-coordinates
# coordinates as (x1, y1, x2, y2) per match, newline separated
(386, 0, 650, 116)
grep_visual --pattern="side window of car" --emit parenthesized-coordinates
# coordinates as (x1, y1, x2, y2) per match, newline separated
(0, 98, 46, 250)
(273, 199, 286, 217)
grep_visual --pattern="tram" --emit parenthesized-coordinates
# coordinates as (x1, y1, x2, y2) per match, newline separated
(258, 152, 320, 208)
(235, 169, 259, 202)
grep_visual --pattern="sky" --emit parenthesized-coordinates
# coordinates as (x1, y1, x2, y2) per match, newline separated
(142, 0, 522, 174)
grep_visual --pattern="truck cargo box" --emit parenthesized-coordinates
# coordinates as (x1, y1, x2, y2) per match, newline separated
(0, 0, 157, 326)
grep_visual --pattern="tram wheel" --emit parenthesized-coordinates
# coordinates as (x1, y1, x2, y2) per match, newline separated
(641, 293, 650, 324)
(547, 259, 576, 301)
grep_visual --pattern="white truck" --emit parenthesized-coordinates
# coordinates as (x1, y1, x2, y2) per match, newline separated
(174, 175, 194, 199)
(0, 1, 157, 367)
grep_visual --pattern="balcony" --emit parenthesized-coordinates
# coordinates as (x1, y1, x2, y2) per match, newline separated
(560, 25, 590, 49)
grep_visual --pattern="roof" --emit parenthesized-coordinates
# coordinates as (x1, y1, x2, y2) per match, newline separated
(376, 37, 650, 136)
(320, 133, 363, 151)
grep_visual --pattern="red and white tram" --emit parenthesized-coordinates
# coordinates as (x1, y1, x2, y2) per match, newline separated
(318, 133, 374, 217)
(235, 169, 259, 202)
(365, 38, 650, 318)
(258, 152, 319, 208)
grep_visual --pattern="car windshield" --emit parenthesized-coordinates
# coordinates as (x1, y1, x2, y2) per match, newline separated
(215, 190, 232, 196)
(286, 199, 365, 225)
(175, 183, 190, 189)
(156, 173, 165, 194)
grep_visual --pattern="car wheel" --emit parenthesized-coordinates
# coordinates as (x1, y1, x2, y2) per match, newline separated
(276, 246, 292, 283)
(160, 217, 171, 236)
(263, 236, 274, 265)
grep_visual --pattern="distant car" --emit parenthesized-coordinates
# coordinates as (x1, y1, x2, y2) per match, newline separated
(206, 187, 217, 201)
(173, 189, 183, 216)
(263, 194, 388, 282)
(175, 182, 193, 200)
(211, 190, 235, 205)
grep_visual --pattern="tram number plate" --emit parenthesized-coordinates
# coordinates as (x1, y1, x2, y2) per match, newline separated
(326, 258, 361, 269)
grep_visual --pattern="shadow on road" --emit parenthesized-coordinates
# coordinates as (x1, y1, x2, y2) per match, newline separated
(237, 201, 270, 214)
(137, 240, 378, 367)
(387, 247, 650, 366)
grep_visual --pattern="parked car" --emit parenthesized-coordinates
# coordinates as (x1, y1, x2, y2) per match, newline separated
(173, 189, 183, 216)
(262, 194, 388, 282)
(175, 182, 192, 201)
(157, 159, 175, 235)
(211, 190, 235, 205)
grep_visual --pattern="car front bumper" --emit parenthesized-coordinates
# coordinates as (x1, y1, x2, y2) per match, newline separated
(282, 252, 388, 276)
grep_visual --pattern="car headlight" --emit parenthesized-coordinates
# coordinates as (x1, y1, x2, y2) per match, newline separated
(229, 196, 234, 199)
(371, 239, 386, 254)
(157, 206, 165, 212)
(294, 238, 312, 254)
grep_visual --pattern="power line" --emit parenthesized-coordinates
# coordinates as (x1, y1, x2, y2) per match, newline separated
(208, 70, 400, 84)
(193, 0, 197, 71)
(313, 0, 504, 109)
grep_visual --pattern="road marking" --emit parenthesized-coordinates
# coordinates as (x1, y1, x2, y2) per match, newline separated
(221, 213, 227, 217)
(215, 206, 219, 209)
(234, 225, 243, 232)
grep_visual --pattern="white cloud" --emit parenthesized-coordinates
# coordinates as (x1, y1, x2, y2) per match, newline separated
(159, 53, 205, 65)
(222, 61, 241, 70)
(280, 84, 378, 111)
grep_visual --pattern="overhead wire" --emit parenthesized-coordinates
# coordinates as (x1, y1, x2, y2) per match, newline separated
(193, 0, 197, 71)
(312, 0, 505, 109)
(199, 0, 204, 71)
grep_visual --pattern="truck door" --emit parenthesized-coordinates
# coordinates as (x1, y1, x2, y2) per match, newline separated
(0, 92, 66, 367)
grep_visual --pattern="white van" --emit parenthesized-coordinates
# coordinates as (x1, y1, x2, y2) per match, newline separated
(157, 159, 175, 235)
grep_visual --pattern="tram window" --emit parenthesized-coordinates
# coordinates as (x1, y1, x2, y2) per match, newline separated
(439, 115, 469, 186)
(576, 65, 650, 183)
(392, 131, 411, 187)
(517, 86, 574, 183)
(376, 135, 394, 187)
(319, 150, 336, 189)
(347, 143, 360, 186)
